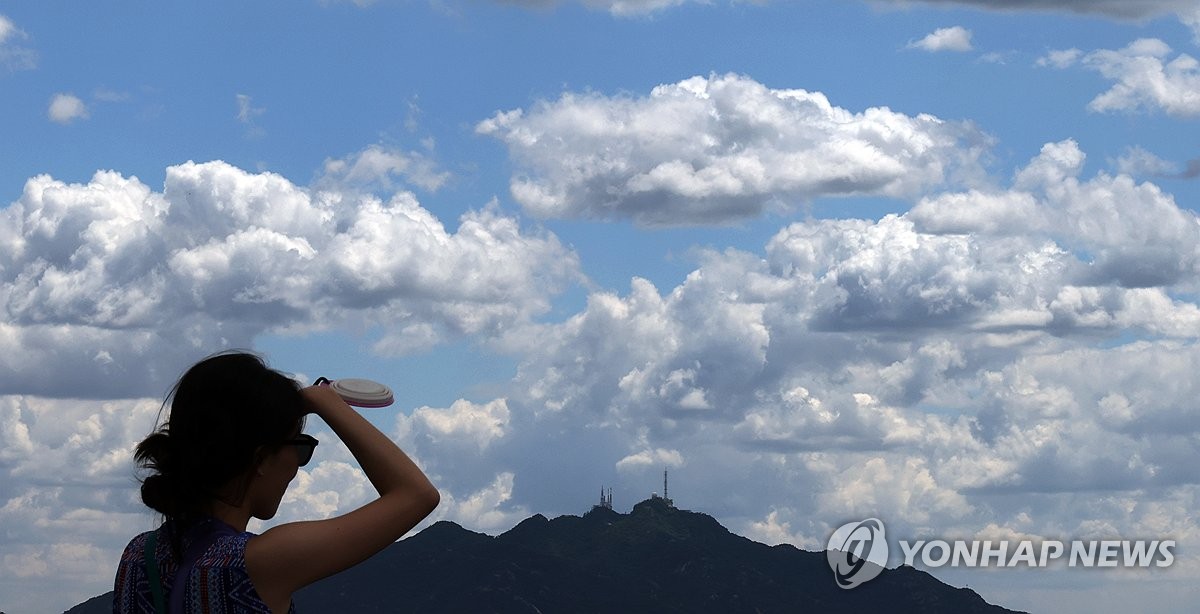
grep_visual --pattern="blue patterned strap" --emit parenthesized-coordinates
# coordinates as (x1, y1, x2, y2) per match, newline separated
(143, 531, 167, 614)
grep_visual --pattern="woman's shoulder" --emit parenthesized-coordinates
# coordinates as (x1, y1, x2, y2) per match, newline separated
(113, 526, 172, 614)
(117, 528, 159, 563)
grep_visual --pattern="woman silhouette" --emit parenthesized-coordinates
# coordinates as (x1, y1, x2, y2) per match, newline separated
(113, 352, 439, 613)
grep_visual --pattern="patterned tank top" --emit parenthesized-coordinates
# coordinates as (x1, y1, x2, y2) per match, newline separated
(113, 521, 296, 614)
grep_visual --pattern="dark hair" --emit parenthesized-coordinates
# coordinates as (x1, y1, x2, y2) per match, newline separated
(135, 351, 304, 522)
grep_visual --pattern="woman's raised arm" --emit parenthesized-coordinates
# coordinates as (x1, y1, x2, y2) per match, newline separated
(246, 384, 440, 606)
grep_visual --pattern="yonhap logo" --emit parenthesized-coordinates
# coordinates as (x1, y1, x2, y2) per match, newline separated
(823, 515, 1175, 590)
(826, 518, 889, 589)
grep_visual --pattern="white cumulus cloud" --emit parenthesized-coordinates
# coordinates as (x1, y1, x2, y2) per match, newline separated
(913, 139, 1200, 289)
(615, 448, 684, 472)
(1042, 39, 1200, 117)
(0, 160, 579, 398)
(907, 26, 974, 52)
(47, 93, 88, 124)
(430, 471, 531, 533)
(405, 398, 512, 450)
(478, 74, 990, 226)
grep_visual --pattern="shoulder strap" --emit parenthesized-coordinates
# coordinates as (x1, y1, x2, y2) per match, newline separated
(142, 531, 167, 614)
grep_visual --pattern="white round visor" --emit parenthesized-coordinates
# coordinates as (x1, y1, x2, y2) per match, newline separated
(329, 378, 395, 408)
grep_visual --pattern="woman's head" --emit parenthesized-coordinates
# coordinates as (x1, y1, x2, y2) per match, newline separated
(136, 351, 306, 521)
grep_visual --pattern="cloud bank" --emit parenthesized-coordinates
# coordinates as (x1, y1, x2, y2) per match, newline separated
(0, 160, 579, 398)
(293, 137, 1200, 588)
(4, 135, 1200, 611)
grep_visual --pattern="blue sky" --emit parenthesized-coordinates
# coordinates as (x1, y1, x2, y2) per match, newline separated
(3, 1, 1200, 612)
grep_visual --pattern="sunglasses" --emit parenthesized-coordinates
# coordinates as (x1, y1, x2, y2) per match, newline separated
(284, 434, 319, 467)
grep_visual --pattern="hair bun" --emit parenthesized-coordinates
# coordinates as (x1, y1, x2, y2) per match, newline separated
(140, 473, 177, 516)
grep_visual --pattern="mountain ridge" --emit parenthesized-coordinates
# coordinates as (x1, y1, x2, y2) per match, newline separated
(66, 498, 1024, 613)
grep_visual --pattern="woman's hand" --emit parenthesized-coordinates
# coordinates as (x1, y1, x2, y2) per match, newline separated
(300, 383, 348, 418)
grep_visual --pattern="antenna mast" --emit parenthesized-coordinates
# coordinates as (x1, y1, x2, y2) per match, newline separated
(596, 485, 613, 510)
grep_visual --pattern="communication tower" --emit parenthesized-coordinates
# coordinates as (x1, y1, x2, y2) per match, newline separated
(596, 486, 613, 510)
(651, 470, 675, 507)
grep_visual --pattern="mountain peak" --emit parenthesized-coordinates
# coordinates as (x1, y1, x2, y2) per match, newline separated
(630, 495, 676, 514)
